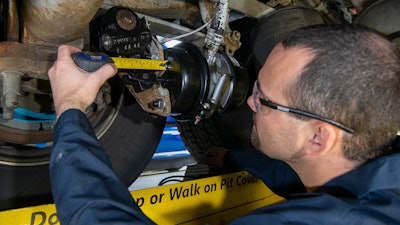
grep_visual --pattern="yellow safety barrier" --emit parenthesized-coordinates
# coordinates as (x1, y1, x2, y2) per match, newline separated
(0, 171, 285, 225)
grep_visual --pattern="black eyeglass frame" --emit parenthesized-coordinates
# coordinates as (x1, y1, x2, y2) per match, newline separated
(252, 80, 355, 134)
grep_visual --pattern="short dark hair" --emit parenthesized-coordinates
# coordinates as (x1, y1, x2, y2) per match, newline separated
(282, 24, 400, 164)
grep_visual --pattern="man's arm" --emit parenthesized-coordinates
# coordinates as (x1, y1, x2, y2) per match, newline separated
(203, 147, 305, 197)
(224, 150, 306, 197)
(48, 45, 155, 224)
(50, 109, 155, 225)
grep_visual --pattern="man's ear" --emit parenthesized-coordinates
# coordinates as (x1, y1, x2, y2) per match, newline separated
(305, 122, 337, 156)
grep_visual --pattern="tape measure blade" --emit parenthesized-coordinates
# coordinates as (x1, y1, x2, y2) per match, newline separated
(111, 57, 167, 70)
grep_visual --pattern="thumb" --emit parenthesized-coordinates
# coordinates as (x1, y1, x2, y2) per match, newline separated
(90, 63, 118, 86)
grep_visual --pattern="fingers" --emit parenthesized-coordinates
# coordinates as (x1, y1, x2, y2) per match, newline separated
(87, 63, 117, 93)
(92, 63, 118, 83)
(57, 45, 81, 60)
(48, 44, 118, 117)
(57, 44, 117, 82)
(48, 45, 81, 79)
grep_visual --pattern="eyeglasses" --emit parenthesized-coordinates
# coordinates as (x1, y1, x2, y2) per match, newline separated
(252, 80, 355, 134)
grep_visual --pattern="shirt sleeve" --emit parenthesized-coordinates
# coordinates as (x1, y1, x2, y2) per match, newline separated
(49, 109, 156, 225)
(224, 150, 306, 198)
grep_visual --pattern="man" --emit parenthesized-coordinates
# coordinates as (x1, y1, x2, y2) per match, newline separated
(205, 24, 400, 224)
(49, 24, 400, 224)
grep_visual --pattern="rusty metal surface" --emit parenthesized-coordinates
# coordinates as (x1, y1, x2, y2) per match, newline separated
(7, 0, 19, 42)
(125, 83, 171, 117)
(228, 0, 275, 18)
(21, 0, 103, 44)
(116, 8, 138, 31)
(199, 0, 215, 23)
(0, 42, 57, 79)
(102, 0, 199, 20)
(224, 30, 241, 56)
(0, 124, 53, 144)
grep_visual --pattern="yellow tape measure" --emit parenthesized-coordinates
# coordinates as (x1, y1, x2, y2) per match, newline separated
(111, 57, 168, 71)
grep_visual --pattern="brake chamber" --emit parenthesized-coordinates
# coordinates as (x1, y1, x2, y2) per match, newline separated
(90, 6, 249, 124)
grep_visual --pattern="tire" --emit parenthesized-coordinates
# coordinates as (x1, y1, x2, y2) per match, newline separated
(0, 78, 165, 210)
(177, 103, 254, 162)
(251, 6, 325, 72)
(99, 89, 166, 184)
(354, 0, 400, 49)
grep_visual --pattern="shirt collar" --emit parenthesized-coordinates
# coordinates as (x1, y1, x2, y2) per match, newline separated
(317, 153, 400, 198)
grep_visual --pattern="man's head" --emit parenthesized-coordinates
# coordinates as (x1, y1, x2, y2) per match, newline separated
(248, 24, 400, 165)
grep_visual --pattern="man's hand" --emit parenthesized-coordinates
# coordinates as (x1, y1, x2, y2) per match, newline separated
(48, 45, 117, 117)
(201, 146, 228, 168)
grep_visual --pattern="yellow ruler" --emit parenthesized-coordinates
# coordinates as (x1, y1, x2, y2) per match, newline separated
(111, 57, 168, 71)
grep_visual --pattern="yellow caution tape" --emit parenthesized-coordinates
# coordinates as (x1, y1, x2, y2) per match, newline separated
(0, 171, 285, 225)
(111, 57, 168, 70)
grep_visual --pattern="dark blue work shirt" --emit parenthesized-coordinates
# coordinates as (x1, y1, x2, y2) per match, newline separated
(225, 143, 400, 224)
(50, 109, 400, 224)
